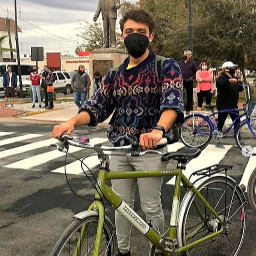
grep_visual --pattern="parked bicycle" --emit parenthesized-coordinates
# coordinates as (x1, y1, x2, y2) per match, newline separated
(50, 134, 246, 256)
(179, 101, 256, 156)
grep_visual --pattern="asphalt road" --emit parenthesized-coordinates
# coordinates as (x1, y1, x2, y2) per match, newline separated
(0, 121, 255, 256)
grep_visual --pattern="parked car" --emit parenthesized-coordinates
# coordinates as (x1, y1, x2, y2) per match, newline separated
(0, 62, 34, 97)
(52, 71, 72, 94)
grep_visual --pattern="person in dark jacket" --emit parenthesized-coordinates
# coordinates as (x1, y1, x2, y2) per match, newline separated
(71, 65, 91, 108)
(42, 66, 55, 109)
(179, 50, 198, 115)
(41, 65, 49, 108)
(215, 61, 244, 148)
(3, 65, 17, 107)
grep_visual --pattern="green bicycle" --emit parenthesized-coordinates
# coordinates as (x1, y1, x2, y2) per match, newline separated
(50, 134, 246, 256)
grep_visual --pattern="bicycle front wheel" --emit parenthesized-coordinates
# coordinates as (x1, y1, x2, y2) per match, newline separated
(248, 167, 256, 215)
(236, 121, 256, 156)
(180, 176, 246, 256)
(180, 114, 212, 148)
(50, 215, 118, 256)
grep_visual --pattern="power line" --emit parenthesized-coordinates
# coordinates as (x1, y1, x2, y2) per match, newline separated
(0, 6, 78, 44)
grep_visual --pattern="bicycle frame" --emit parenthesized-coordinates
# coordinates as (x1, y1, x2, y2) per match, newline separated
(78, 167, 226, 256)
(191, 106, 249, 137)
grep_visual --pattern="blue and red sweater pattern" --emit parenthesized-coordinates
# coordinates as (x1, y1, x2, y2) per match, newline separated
(80, 52, 184, 146)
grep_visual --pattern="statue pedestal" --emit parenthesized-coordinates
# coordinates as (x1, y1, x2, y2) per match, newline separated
(89, 48, 127, 96)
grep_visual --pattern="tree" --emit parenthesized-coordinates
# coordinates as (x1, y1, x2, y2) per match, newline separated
(143, 0, 256, 69)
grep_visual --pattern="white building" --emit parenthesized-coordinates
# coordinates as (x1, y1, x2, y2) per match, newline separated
(0, 17, 21, 61)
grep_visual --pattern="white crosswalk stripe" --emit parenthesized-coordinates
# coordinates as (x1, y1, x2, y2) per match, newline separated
(0, 133, 43, 146)
(4, 137, 108, 170)
(0, 131, 255, 190)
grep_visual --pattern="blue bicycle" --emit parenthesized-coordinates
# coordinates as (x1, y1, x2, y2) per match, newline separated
(179, 102, 256, 155)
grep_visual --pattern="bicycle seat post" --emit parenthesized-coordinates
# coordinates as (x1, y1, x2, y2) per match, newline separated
(176, 157, 187, 171)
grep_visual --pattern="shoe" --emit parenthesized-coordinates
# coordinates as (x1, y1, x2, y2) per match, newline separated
(43, 105, 48, 108)
(118, 250, 131, 256)
(4, 104, 8, 108)
(32, 105, 35, 108)
(215, 141, 225, 149)
(11, 104, 14, 108)
(39, 105, 42, 108)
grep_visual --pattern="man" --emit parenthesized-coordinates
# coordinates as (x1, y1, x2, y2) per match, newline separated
(71, 65, 91, 108)
(93, 0, 120, 48)
(53, 9, 183, 256)
(215, 61, 243, 148)
(3, 65, 17, 108)
(179, 50, 198, 115)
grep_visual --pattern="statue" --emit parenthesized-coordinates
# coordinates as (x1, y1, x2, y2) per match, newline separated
(93, 0, 120, 48)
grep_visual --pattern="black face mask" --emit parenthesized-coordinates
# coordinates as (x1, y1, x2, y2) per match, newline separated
(78, 70, 84, 75)
(124, 33, 149, 58)
(229, 68, 236, 75)
(182, 55, 188, 60)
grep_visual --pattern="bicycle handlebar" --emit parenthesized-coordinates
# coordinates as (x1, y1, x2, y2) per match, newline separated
(56, 134, 168, 156)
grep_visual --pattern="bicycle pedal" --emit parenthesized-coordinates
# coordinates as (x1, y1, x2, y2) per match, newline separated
(159, 237, 178, 253)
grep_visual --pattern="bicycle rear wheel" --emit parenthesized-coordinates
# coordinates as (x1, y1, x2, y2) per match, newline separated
(236, 121, 256, 156)
(50, 215, 117, 256)
(247, 167, 256, 215)
(180, 114, 212, 148)
(180, 176, 246, 256)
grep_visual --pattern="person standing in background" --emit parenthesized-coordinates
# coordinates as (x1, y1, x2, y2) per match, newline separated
(93, 71, 102, 94)
(71, 65, 91, 108)
(3, 65, 17, 108)
(215, 61, 244, 148)
(41, 65, 49, 108)
(195, 60, 214, 111)
(30, 66, 41, 108)
(179, 50, 198, 115)
(42, 66, 55, 109)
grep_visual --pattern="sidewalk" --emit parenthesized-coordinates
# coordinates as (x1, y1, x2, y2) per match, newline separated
(0, 100, 111, 124)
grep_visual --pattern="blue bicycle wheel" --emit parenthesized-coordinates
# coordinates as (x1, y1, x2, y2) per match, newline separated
(180, 114, 213, 148)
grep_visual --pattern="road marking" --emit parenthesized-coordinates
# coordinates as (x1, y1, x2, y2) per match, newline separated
(0, 138, 56, 159)
(240, 155, 256, 191)
(0, 132, 14, 137)
(4, 137, 108, 170)
(52, 155, 100, 175)
(166, 144, 232, 185)
(0, 134, 43, 146)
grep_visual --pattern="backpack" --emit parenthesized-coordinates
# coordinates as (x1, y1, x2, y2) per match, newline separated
(109, 55, 179, 144)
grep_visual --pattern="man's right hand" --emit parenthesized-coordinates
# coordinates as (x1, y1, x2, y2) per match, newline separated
(52, 122, 75, 140)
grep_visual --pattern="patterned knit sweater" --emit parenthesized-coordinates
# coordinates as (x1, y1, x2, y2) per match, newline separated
(79, 52, 184, 146)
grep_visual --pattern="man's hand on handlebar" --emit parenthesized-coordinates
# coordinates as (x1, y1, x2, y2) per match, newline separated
(140, 129, 164, 151)
(52, 122, 75, 140)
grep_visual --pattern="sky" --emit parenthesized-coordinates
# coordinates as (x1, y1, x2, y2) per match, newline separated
(0, 0, 137, 57)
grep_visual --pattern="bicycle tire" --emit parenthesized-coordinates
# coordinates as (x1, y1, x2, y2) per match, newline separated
(179, 176, 246, 256)
(50, 215, 118, 256)
(180, 114, 212, 148)
(247, 167, 256, 215)
(235, 120, 256, 156)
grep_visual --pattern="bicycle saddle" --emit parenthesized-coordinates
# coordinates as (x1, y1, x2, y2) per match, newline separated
(205, 104, 216, 110)
(161, 147, 201, 162)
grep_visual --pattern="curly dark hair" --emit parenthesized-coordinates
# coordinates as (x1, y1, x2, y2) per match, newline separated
(120, 9, 155, 34)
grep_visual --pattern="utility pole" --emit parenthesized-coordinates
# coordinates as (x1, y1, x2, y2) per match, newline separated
(188, 0, 193, 53)
(5, 18, 14, 61)
(14, 0, 22, 97)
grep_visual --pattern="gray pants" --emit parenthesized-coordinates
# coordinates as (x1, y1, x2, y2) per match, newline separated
(31, 85, 41, 105)
(110, 148, 168, 253)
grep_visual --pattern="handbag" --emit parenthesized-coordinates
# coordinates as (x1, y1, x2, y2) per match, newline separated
(47, 85, 54, 93)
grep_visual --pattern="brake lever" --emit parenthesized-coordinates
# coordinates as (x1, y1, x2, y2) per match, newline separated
(48, 142, 68, 152)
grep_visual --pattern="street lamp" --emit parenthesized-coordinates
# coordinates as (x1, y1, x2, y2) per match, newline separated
(188, 0, 193, 53)
(14, 0, 22, 97)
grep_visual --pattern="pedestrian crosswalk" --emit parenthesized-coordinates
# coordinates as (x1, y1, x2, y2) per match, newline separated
(0, 131, 255, 190)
